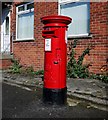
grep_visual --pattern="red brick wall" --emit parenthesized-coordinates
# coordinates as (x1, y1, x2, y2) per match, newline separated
(11, 1, 108, 74)
(67, 2, 108, 74)
(11, 2, 58, 71)
(0, 59, 12, 69)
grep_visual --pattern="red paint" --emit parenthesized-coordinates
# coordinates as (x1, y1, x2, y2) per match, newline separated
(41, 15, 72, 89)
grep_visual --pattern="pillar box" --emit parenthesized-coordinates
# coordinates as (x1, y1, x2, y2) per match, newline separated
(41, 15, 72, 105)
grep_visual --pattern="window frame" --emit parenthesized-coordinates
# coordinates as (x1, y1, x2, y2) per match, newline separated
(58, 0, 90, 38)
(16, 2, 34, 41)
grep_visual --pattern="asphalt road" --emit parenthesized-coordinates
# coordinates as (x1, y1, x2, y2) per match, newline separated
(2, 82, 108, 119)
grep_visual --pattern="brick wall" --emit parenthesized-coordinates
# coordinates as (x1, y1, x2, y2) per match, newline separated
(11, 2, 58, 71)
(67, 2, 108, 74)
(0, 59, 12, 69)
(11, 1, 108, 74)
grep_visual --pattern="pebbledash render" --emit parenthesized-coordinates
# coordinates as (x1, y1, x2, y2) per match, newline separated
(9, 1, 108, 74)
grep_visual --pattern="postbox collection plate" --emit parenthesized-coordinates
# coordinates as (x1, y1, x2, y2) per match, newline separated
(45, 38, 51, 51)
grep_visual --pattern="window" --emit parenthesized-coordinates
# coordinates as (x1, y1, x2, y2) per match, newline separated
(5, 16, 9, 35)
(59, 0, 90, 38)
(16, 2, 34, 40)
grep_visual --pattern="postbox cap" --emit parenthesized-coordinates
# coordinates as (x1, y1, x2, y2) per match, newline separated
(41, 15, 72, 26)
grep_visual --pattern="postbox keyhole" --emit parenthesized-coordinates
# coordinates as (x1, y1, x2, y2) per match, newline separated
(57, 49, 61, 59)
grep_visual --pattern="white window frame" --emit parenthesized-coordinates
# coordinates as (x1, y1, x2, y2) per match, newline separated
(58, 0, 90, 38)
(16, 2, 34, 41)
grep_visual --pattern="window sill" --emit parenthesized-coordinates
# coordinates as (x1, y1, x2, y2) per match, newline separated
(68, 33, 92, 39)
(13, 38, 35, 42)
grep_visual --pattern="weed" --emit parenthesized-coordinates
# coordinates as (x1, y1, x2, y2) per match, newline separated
(67, 40, 91, 78)
(32, 70, 44, 75)
(67, 39, 108, 83)
(10, 59, 22, 73)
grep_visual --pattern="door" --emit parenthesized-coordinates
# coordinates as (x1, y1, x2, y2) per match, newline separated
(1, 8, 10, 53)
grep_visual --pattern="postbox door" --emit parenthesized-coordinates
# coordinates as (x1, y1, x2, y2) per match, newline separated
(51, 38, 61, 88)
(44, 37, 61, 89)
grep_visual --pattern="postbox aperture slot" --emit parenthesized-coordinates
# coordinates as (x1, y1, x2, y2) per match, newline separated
(42, 30, 55, 37)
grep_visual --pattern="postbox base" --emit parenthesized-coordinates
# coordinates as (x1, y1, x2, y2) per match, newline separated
(43, 87, 67, 105)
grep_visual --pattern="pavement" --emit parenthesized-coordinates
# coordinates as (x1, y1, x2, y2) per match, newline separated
(2, 83, 108, 118)
(67, 78, 108, 111)
(2, 70, 108, 111)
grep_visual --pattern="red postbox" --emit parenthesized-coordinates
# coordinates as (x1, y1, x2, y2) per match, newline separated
(41, 15, 72, 105)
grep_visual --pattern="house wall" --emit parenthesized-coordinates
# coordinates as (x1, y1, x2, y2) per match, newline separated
(0, 59, 12, 69)
(11, 2, 108, 74)
(67, 2, 108, 74)
(11, 2, 58, 71)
